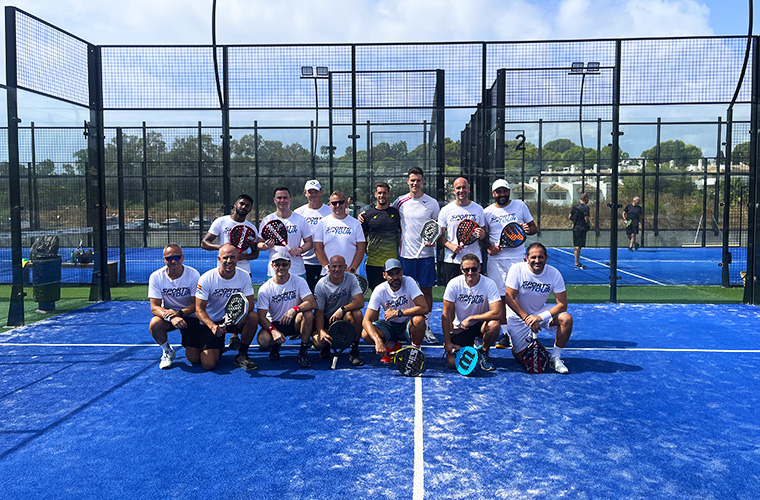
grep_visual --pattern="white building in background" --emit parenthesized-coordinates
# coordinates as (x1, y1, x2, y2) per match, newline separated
(512, 164, 612, 206)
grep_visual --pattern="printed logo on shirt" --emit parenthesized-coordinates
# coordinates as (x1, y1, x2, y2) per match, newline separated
(271, 290, 297, 304)
(327, 289, 349, 304)
(211, 287, 243, 299)
(448, 213, 477, 222)
(326, 226, 353, 235)
(305, 217, 321, 225)
(488, 213, 517, 225)
(457, 293, 485, 305)
(384, 295, 409, 310)
(162, 287, 191, 297)
(520, 281, 552, 294)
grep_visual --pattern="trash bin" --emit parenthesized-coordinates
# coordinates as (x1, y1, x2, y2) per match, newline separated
(30, 235, 62, 313)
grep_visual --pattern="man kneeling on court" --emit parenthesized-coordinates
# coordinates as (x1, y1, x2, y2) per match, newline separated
(362, 258, 428, 363)
(442, 253, 502, 371)
(195, 244, 259, 371)
(503, 242, 573, 374)
(312, 255, 365, 366)
(256, 251, 316, 368)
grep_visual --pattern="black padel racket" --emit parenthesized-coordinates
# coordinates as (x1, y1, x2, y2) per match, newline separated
(327, 320, 355, 370)
(223, 292, 248, 325)
(229, 224, 256, 253)
(456, 219, 479, 246)
(521, 331, 550, 374)
(354, 273, 369, 295)
(499, 222, 527, 248)
(261, 219, 291, 250)
(392, 346, 426, 377)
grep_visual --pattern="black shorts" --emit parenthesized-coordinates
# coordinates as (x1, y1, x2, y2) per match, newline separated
(184, 318, 226, 351)
(572, 227, 588, 248)
(441, 262, 462, 284)
(366, 265, 385, 291)
(272, 321, 297, 337)
(450, 321, 485, 347)
(304, 264, 323, 292)
(625, 224, 639, 237)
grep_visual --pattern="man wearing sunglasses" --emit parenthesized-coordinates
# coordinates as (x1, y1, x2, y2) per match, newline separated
(313, 191, 366, 278)
(148, 244, 201, 370)
(441, 253, 502, 371)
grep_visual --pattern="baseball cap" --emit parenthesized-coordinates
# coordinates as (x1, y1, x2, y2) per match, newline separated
(383, 258, 403, 272)
(304, 179, 322, 191)
(492, 179, 511, 191)
(270, 251, 291, 262)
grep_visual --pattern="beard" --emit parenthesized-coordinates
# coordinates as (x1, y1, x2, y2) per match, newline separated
(496, 195, 510, 206)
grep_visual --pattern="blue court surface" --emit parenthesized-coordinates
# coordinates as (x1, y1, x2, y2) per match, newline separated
(1, 302, 758, 499)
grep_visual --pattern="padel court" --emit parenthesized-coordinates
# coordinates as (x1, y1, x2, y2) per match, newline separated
(1, 301, 758, 499)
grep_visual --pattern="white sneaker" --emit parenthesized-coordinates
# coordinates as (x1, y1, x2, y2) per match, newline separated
(423, 326, 438, 344)
(551, 357, 568, 374)
(159, 348, 176, 370)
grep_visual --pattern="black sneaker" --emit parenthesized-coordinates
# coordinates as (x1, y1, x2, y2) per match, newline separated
(234, 354, 258, 371)
(228, 335, 241, 351)
(298, 352, 312, 368)
(479, 351, 495, 371)
(349, 347, 364, 367)
(494, 334, 512, 349)
(269, 343, 281, 361)
(634, 242, 640, 251)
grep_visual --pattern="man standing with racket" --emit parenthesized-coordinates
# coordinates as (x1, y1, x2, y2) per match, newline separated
(256, 251, 316, 368)
(362, 258, 429, 364)
(484, 179, 538, 349)
(294, 180, 332, 291)
(313, 191, 366, 277)
(569, 192, 591, 269)
(148, 244, 201, 370)
(312, 255, 365, 366)
(195, 244, 259, 371)
(259, 186, 313, 278)
(392, 167, 440, 344)
(623, 196, 643, 251)
(361, 182, 401, 290)
(441, 253, 502, 371)
(503, 242, 573, 374)
(438, 177, 487, 284)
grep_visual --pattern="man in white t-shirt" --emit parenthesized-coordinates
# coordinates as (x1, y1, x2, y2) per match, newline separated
(294, 179, 332, 291)
(362, 258, 429, 364)
(148, 244, 201, 370)
(313, 190, 366, 277)
(259, 186, 313, 278)
(195, 244, 259, 371)
(483, 179, 538, 349)
(439, 177, 487, 284)
(256, 251, 316, 368)
(313, 255, 365, 367)
(441, 253, 502, 371)
(504, 242, 573, 374)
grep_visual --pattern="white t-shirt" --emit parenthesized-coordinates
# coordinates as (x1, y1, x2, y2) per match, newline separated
(392, 193, 440, 259)
(294, 203, 332, 266)
(260, 211, 311, 277)
(367, 275, 423, 323)
(438, 200, 486, 264)
(207, 215, 260, 274)
(442, 274, 501, 328)
(148, 265, 200, 318)
(312, 214, 365, 273)
(484, 200, 534, 263)
(195, 267, 254, 323)
(256, 274, 313, 323)
(314, 273, 363, 316)
(504, 262, 566, 320)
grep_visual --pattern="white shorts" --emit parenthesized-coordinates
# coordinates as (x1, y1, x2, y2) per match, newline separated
(486, 258, 522, 296)
(507, 305, 557, 353)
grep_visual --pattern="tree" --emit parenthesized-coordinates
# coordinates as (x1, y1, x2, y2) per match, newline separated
(640, 139, 703, 167)
(543, 138, 575, 154)
(732, 142, 750, 164)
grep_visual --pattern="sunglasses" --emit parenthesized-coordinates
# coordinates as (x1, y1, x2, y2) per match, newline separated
(273, 261, 290, 268)
(461, 267, 479, 273)
(164, 255, 182, 262)
(330, 200, 346, 206)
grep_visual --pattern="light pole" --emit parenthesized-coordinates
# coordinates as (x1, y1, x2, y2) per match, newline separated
(570, 61, 600, 195)
(301, 66, 329, 178)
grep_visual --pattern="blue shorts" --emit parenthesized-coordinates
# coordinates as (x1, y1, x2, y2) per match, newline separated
(399, 256, 436, 288)
(372, 319, 411, 343)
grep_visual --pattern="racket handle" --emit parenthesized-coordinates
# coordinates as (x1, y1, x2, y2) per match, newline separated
(331, 355, 339, 370)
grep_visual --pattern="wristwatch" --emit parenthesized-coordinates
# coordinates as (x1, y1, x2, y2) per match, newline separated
(397, 309, 404, 317)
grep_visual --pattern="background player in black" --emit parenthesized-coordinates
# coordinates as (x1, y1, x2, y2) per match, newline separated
(569, 192, 590, 269)
(361, 182, 401, 290)
(623, 196, 643, 251)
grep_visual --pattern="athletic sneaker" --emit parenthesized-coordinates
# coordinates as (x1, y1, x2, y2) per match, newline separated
(159, 347, 175, 370)
(228, 335, 241, 351)
(574, 264, 587, 270)
(494, 334, 512, 349)
(298, 352, 312, 368)
(634, 242, 640, 251)
(423, 326, 438, 344)
(234, 354, 258, 371)
(628, 246, 634, 252)
(269, 343, 281, 361)
(479, 350, 495, 371)
(551, 357, 569, 374)
(350, 347, 364, 367)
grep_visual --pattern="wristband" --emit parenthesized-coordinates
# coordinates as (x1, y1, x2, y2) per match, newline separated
(267, 325, 275, 333)
(292, 306, 300, 313)
(538, 310, 552, 323)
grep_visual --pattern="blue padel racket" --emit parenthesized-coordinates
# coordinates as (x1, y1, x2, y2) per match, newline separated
(455, 345, 479, 376)
(392, 346, 426, 377)
(328, 320, 355, 370)
(229, 224, 256, 253)
(521, 331, 550, 374)
(499, 222, 526, 248)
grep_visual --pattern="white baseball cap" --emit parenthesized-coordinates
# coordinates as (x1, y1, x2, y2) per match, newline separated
(492, 179, 511, 191)
(304, 179, 322, 191)
(270, 251, 291, 262)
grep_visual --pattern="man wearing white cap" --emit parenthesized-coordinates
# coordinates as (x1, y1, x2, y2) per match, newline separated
(484, 179, 537, 349)
(294, 179, 332, 291)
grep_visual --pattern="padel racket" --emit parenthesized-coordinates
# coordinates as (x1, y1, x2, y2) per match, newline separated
(499, 222, 527, 248)
(223, 292, 248, 325)
(413, 219, 442, 258)
(392, 346, 426, 377)
(261, 219, 291, 250)
(327, 320, 355, 370)
(354, 273, 369, 294)
(456, 219, 479, 246)
(229, 224, 256, 253)
(455, 345, 479, 376)
(521, 331, 550, 374)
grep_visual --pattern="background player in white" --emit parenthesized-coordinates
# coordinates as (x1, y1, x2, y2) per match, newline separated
(362, 258, 428, 364)
(441, 253, 502, 371)
(503, 242, 573, 374)
(392, 166, 440, 344)
(484, 179, 538, 349)
(313, 191, 366, 276)
(259, 186, 313, 277)
(312, 255, 365, 367)
(294, 179, 332, 290)
(195, 244, 259, 371)
(148, 244, 200, 370)
(256, 252, 316, 368)
(438, 177, 486, 283)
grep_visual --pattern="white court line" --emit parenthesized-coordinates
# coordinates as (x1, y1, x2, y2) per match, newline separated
(413, 375, 424, 500)
(551, 247, 668, 286)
